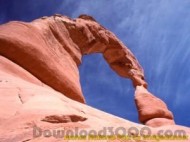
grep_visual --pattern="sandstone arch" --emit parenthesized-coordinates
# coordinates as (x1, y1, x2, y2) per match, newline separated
(0, 14, 180, 141)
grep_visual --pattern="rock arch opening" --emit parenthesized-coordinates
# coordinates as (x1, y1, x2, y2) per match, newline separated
(79, 53, 139, 123)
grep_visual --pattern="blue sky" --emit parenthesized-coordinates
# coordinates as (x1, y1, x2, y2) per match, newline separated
(0, 0, 190, 127)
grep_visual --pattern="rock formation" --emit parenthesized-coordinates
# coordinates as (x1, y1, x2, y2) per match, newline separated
(135, 86, 175, 127)
(0, 14, 189, 141)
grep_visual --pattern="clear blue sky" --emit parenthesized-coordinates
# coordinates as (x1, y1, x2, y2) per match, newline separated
(0, 0, 189, 127)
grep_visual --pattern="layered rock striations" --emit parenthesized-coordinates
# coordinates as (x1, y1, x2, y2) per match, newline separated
(0, 14, 189, 141)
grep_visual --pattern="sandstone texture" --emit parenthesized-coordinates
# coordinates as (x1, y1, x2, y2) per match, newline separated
(0, 14, 189, 142)
(135, 86, 175, 127)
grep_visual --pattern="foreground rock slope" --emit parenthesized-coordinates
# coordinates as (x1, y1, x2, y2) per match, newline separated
(0, 14, 189, 142)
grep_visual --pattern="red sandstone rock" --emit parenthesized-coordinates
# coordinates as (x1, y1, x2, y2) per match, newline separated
(0, 14, 147, 104)
(135, 86, 175, 127)
(0, 14, 189, 142)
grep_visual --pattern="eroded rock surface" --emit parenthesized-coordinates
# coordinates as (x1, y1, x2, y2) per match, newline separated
(0, 14, 147, 103)
(135, 86, 175, 127)
(0, 14, 189, 142)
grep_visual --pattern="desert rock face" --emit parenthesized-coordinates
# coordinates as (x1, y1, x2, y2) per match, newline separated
(0, 14, 189, 142)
